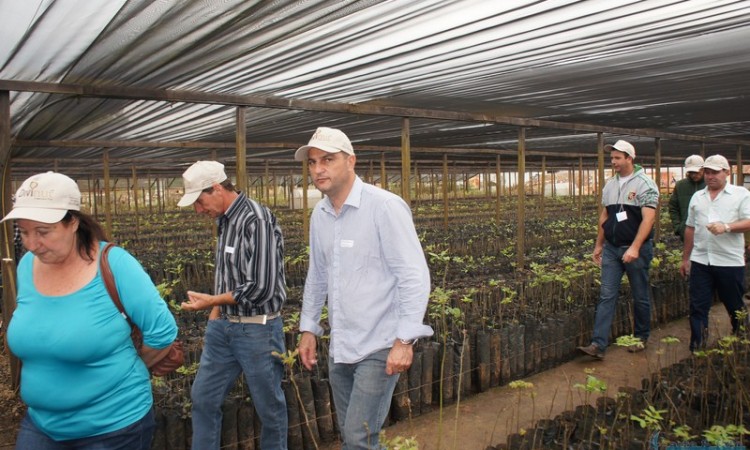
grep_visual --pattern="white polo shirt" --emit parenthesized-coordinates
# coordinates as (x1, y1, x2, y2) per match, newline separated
(686, 183, 750, 266)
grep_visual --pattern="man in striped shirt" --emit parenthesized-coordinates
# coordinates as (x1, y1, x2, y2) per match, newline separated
(178, 160, 288, 450)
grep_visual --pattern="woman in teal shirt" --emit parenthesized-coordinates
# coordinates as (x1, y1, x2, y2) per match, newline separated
(3, 172, 178, 450)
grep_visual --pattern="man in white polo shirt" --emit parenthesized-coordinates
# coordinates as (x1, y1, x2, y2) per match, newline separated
(680, 154, 750, 351)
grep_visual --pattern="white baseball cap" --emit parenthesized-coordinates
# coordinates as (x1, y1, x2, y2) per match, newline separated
(683, 155, 704, 173)
(2, 172, 81, 223)
(177, 161, 228, 207)
(294, 127, 355, 161)
(702, 154, 730, 171)
(604, 140, 636, 159)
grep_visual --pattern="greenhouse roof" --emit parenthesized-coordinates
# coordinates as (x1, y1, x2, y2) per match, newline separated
(2, 0, 750, 176)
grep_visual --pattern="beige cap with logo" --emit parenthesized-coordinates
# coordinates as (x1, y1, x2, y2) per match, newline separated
(294, 127, 355, 161)
(2, 172, 81, 223)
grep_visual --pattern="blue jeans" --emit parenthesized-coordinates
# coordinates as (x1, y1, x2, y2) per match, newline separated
(15, 408, 154, 450)
(592, 240, 653, 351)
(328, 348, 399, 450)
(191, 317, 288, 450)
(688, 262, 746, 351)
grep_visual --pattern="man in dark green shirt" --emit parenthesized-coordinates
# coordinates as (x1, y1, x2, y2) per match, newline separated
(669, 155, 705, 241)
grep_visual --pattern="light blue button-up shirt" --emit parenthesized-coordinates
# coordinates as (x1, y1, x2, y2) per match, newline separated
(300, 176, 433, 364)
(686, 183, 750, 266)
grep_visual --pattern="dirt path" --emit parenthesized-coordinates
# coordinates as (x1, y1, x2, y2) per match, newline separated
(322, 303, 734, 450)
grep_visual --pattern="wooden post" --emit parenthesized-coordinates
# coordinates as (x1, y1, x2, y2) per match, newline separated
(87, 177, 94, 213)
(442, 154, 449, 230)
(147, 175, 153, 214)
(597, 133, 605, 216)
(737, 145, 744, 187)
(401, 117, 411, 204)
(380, 152, 388, 191)
(516, 127, 526, 273)
(552, 171, 557, 197)
(112, 177, 119, 216)
(430, 169, 435, 201)
(540, 157, 546, 220)
(102, 150, 113, 238)
(288, 170, 294, 207)
(302, 160, 309, 246)
(132, 166, 140, 237)
(485, 163, 491, 199)
(272, 170, 278, 208)
(495, 155, 501, 223)
(654, 138, 662, 241)
(236, 107, 247, 194)
(265, 160, 271, 205)
(0, 90, 21, 390)
(578, 157, 584, 220)
(414, 161, 420, 205)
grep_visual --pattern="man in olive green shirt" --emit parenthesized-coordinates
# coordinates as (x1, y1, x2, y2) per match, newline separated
(669, 155, 705, 242)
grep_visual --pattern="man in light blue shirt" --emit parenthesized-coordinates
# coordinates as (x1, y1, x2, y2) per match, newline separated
(295, 127, 433, 450)
(680, 154, 750, 351)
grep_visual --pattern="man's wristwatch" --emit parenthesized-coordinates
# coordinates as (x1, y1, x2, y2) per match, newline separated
(398, 338, 417, 345)
(724, 223, 731, 233)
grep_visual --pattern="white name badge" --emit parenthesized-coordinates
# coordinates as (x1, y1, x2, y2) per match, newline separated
(616, 211, 628, 222)
(340, 240, 354, 248)
(225, 246, 235, 254)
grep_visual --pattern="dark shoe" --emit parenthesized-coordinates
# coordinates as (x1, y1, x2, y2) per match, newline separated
(577, 343, 604, 360)
(626, 341, 647, 353)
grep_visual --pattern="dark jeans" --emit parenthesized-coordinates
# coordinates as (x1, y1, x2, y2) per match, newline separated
(591, 240, 653, 350)
(15, 408, 154, 450)
(688, 261, 747, 351)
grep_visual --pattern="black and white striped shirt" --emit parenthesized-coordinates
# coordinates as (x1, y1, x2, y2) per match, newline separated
(215, 193, 286, 316)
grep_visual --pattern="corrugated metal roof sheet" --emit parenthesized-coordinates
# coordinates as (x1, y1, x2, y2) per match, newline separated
(2, 0, 750, 175)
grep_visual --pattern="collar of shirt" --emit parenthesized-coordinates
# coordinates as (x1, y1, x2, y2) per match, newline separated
(320, 176, 364, 216)
(697, 182, 736, 199)
(215, 194, 244, 233)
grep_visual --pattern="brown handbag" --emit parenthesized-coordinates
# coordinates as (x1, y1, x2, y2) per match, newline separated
(100, 243, 184, 377)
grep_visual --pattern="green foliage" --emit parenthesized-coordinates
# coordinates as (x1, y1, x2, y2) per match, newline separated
(509, 380, 535, 390)
(702, 424, 749, 446)
(176, 362, 199, 376)
(630, 405, 667, 431)
(428, 287, 463, 336)
(284, 245, 310, 266)
(283, 311, 300, 333)
(672, 425, 697, 442)
(574, 374, 607, 394)
(379, 432, 419, 450)
(614, 334, 643, 348)
(272, 349, 299, 368)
